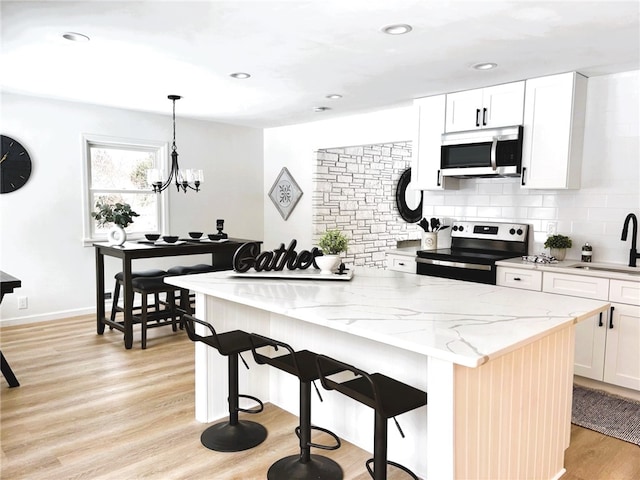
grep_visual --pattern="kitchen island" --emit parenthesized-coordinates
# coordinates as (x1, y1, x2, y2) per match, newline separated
(166, 267, 609, 480)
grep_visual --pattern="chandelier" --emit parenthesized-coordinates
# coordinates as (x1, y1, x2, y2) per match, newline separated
(147, 95, 203, 193)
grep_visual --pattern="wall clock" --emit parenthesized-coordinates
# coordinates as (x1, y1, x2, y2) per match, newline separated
(1, 135, 32, 194)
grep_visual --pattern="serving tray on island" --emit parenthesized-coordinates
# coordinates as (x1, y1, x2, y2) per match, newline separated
(227, 268, 353, 281)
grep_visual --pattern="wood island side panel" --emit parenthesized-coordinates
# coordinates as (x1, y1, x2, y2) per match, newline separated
(454, 325, 575, 480)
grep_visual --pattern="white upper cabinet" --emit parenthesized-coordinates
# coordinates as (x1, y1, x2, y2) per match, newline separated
(444, 81, 525, 132)
(412, 95, 458, 190)
(520, 72, 587, 189)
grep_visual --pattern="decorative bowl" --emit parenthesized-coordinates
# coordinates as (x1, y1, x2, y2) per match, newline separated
(145, 234, 161, 241)
(162, 235, 179, 243)
(189, 231, 203, 239)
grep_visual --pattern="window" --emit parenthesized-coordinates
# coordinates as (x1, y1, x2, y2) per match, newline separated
(82, 134, 168, 244)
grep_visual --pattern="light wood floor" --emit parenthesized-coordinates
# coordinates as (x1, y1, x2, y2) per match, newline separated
(1, 315, 638, 480)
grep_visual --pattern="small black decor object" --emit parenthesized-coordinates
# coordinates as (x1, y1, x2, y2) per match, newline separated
(208, 219, 228, 240)
(395, 168, 423, 223)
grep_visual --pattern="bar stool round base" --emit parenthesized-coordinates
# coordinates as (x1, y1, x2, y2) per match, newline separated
(267, 454, 343, 480)
(200, 420, 267, 452)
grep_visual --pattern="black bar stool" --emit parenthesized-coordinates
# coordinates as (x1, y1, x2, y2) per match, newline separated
(249, 334, 343, 480)
(316, 355, 428, 480)
(109, 268, 167, 323)
(183, 314, 268, 452)
(130, 276, 180, 349)
(167, 264, 217, 315)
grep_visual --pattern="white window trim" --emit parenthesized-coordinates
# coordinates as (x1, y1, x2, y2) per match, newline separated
(81, 133, 169, 246)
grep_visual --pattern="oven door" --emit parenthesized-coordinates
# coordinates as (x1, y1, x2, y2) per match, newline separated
(416, 257, 497, 284)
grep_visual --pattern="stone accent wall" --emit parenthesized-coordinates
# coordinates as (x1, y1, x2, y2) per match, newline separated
(313, 141, 418, 268)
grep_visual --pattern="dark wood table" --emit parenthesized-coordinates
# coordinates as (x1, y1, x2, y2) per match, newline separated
(94, 238, 260, 349)
(1, 271, 22, 387)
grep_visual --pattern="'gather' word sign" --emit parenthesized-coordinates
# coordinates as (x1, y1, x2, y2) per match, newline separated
(233, 240, 322, 272)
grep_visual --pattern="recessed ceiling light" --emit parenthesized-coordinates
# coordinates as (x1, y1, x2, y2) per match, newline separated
(62, 32, 90, 42)
(472, 62, 498, 71)
(381, 24, 412, 35)
(230, 72, 251, 79)
(313, 106, 331, 112)
(326, 94, 342, 99)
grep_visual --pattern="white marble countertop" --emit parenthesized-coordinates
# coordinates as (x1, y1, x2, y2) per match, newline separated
(496, 257, 640, 282)
(166, 267, 609, 368)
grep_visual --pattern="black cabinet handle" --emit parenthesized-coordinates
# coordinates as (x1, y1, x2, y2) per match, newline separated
(521, 167, 527, 186)
(475, 108, 481, 127)
(398, 262, 405, 266)
(609, 306, 615, 329)
(598, 311, 603, 327)
(436, 169, 441, 187)
(482, 107, 488, 126)
(513, 277, 521, 281)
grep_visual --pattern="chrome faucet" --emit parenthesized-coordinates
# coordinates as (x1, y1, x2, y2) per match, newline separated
(621, 213, 639, 267)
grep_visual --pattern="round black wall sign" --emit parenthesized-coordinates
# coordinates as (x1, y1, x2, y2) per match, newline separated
(395, 168, 422, 223)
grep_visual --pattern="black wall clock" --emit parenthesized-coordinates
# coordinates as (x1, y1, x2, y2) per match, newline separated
(1, 135, 32, 194)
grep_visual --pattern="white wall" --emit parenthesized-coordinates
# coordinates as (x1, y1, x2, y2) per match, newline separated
(263, 106, 414, 250)
(264, 71, 640, 264)
(0, 93, 264, 324)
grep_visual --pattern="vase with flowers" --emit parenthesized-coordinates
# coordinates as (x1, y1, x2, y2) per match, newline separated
(91, 201, 139, 246)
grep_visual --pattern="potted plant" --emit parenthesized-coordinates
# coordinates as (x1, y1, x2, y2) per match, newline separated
(544, 234, 572, 261)
(91, 201, 139, 246)
(316, 229, 349, 273)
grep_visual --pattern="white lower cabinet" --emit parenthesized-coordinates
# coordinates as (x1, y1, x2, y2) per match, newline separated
(603, 302, 640, 389)
(496, 267, 542, 291)
(385, 253, 416, 274)
(498, 266, 640, 391)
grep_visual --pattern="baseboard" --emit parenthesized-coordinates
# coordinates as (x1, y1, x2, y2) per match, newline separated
(0, 307, 96, 327)
(574, 375, 640, 402)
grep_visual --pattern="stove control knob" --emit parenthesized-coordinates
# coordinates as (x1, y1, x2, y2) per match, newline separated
(509, 228, 516, 235)
(517, 228, 523, 235)
(452, 225, 458, 231)
(458, 226, 464, 232)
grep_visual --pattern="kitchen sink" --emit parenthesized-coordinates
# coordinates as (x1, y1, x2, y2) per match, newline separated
(571, 264, 640, 276)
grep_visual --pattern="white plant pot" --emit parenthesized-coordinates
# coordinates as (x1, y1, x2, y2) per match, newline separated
(108, 225, 127, 246)
(315, 254, 341, 274)
(550, 248, 567, 261)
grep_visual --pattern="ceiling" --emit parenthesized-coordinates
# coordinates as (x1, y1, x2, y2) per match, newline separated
(2, 1, 639, 128)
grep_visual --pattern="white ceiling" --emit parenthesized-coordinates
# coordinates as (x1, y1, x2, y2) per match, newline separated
(2, 0, 639, 128)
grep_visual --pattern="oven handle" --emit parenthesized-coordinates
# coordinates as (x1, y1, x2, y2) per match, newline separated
(416, 257, 492, 271)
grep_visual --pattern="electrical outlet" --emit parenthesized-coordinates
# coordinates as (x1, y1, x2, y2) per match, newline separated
(547, 222, 557, 235)
(18, 296, 28, 309)
(104, 292, 112, 300)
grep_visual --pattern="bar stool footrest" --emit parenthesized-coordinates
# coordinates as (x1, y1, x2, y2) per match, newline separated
(201, 419, 267, 452)
(295, 425, 341, 451)
(267, 454, 343, 480)
(365, 458, 420, 480)
(236, 393, 264, 414)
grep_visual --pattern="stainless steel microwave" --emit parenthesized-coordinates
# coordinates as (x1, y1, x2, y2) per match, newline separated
(440, 125, 523, 178)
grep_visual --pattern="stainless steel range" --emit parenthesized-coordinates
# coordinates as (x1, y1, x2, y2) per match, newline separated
(416, 221, 529, 284)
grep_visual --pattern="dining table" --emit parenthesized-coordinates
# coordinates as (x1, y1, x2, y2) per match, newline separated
(94, 237, 261, 349)
(1, 270, 22, 387)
